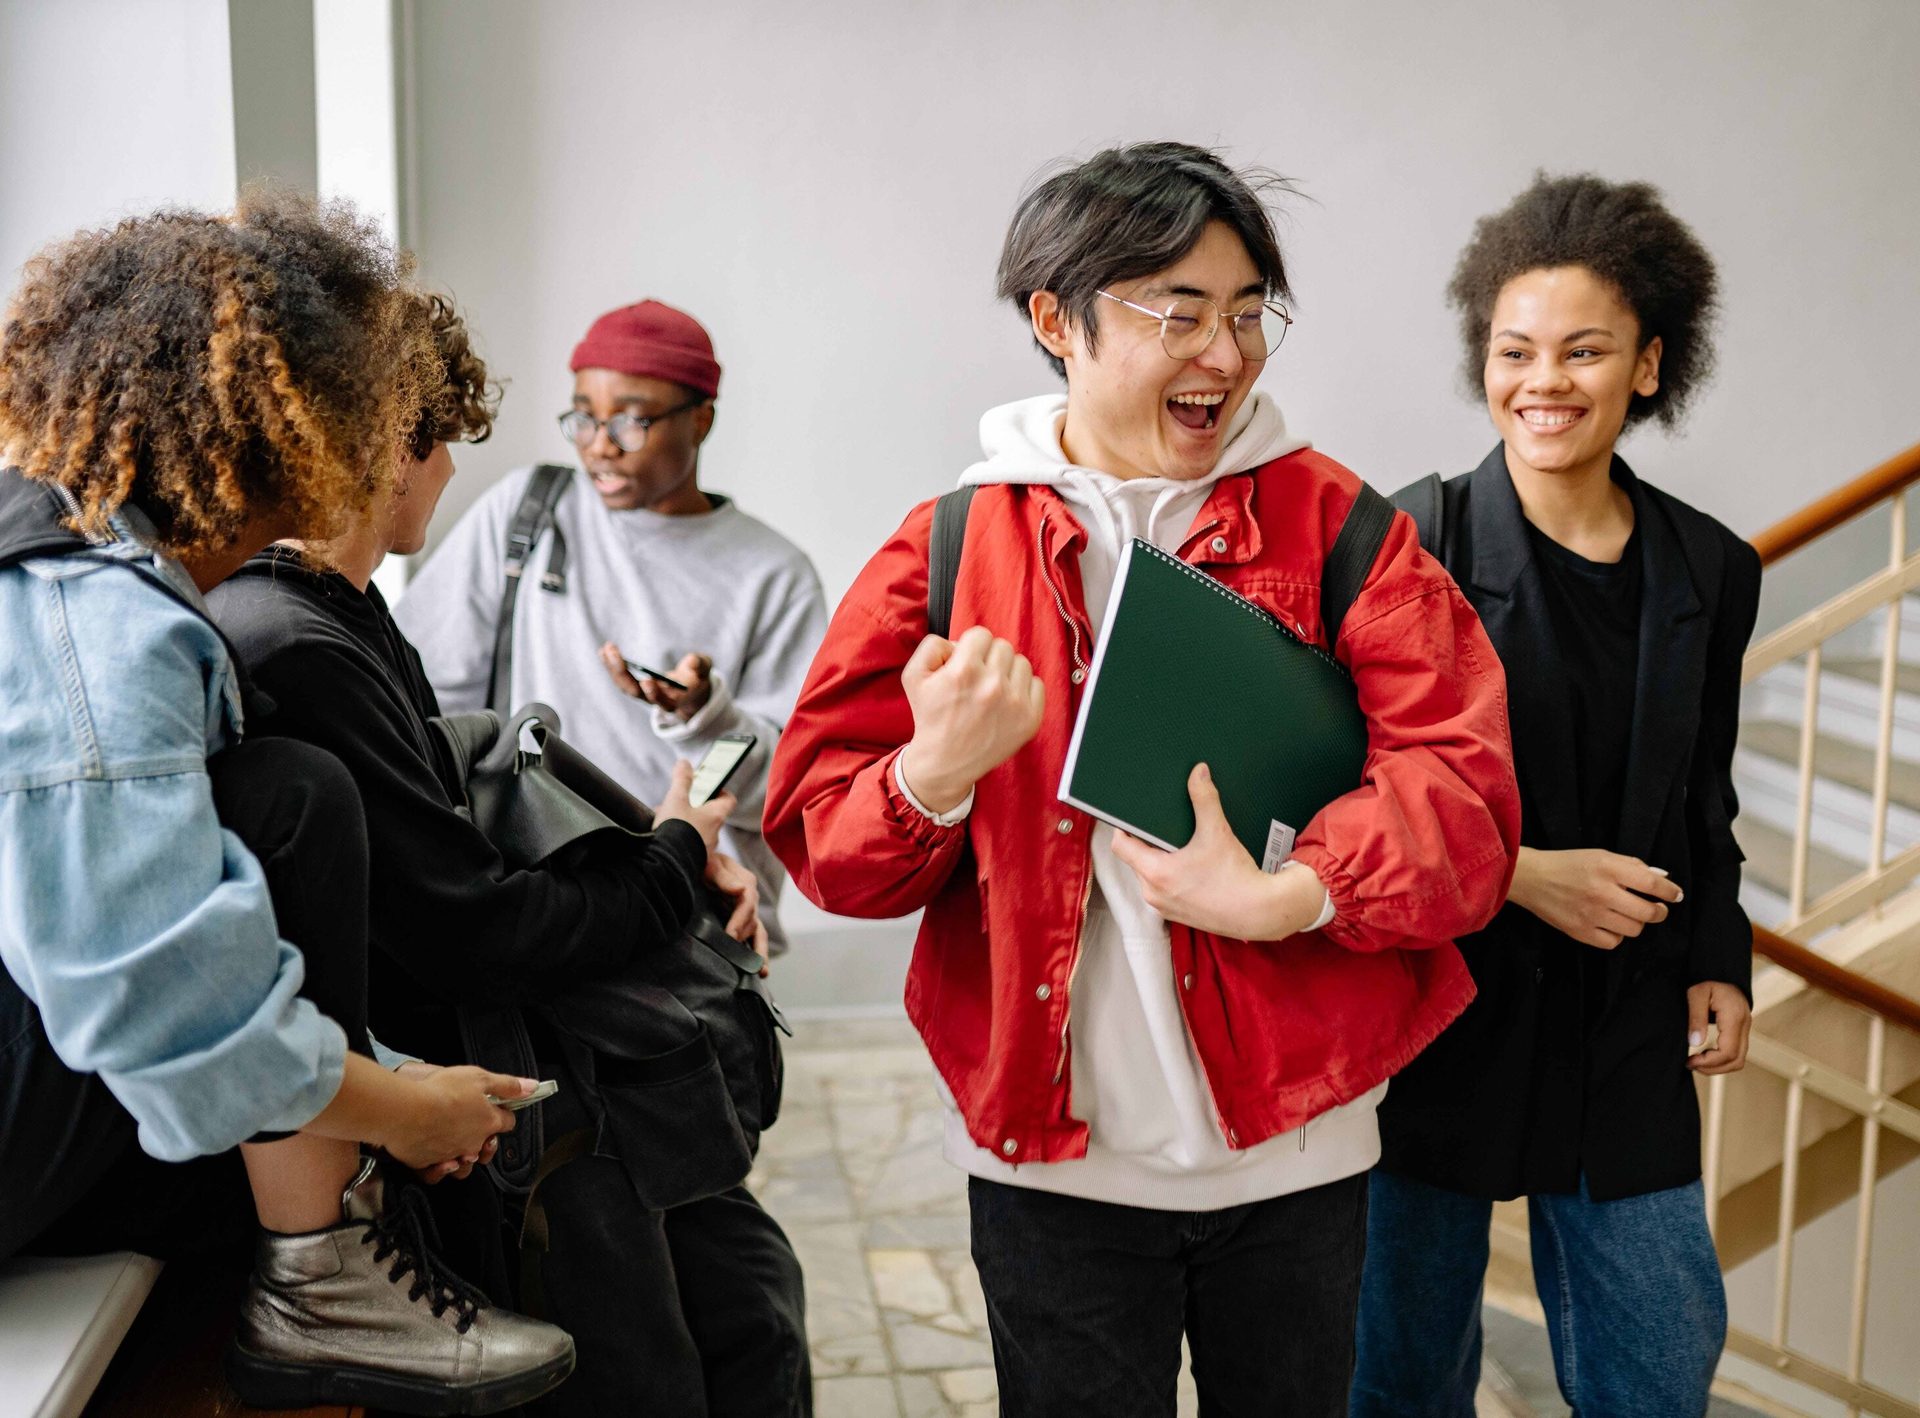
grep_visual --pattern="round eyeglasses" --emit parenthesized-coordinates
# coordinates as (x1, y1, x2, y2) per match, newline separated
(1096, 290, 1292, 362)
(557, 395, 705, 454)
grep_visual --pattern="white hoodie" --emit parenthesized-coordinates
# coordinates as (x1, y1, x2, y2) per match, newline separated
(908, 392, 1386, 1211)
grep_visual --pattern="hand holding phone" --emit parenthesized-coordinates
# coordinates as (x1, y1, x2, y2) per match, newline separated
(690, 733, 758, 807)
(624, 659, 690, 692)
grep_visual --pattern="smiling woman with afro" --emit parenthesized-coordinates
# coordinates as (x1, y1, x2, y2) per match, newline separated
(1353, 172, 1760, 1418)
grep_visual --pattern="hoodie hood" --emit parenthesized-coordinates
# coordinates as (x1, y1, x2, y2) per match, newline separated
(957, 390, 1310, 559)
(958, 390, 1308, 492)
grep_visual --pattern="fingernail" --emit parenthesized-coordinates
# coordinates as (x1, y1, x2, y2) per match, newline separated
(1197, 764, 1211, 782)
(1649, 868, 1669, 877)
(1689, 1030, 1704, 1048)
(1674, 890, 1684, 902)
(517, 1077, 539, 1090)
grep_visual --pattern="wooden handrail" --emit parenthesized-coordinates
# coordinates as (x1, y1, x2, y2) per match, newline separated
(1751, 440, 1920, 567)
(1752, 923, 1920, 1034)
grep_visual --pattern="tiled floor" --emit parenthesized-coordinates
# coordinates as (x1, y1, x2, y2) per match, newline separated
(753, 1016, 1510, 1418)
(747, 1016, 1109, 1417)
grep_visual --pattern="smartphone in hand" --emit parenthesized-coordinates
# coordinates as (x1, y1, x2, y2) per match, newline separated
(689, 733, 758, 806)
(624, 659, 690, 692)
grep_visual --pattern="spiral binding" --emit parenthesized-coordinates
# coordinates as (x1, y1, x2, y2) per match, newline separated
(1130, 539, 1353, 680)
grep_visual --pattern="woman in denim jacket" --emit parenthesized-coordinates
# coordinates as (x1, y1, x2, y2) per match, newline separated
(0, 194, 573, 1414)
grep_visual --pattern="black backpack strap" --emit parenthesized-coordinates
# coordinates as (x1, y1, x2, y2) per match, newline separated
(486, 465, 573, 715)
(926, 485, 977, 640)
(1390, 472, 1446, 554)
(1320, 482, 1396, 649)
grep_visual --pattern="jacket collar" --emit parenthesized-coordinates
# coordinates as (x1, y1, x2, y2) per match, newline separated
(1616, 462, 1708, 860)
(1182, 471, 1264, 566)
(0, 466, 92, 566)
(1465, 443, 1530, 597)
(1029, 466, 1269, 570)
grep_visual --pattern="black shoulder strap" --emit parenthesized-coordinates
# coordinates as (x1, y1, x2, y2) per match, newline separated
(1389, 472, 1446, 554)
(486, 465, 573, 715)
(926, 485, 977, 641)
(1319, 482, 1396, 649)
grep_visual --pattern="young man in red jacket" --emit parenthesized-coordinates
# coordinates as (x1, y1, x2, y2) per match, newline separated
(765, 141, 1521, 1417)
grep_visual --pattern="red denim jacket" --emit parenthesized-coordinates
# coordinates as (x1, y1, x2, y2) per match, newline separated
(765, 451, 1521, 1164)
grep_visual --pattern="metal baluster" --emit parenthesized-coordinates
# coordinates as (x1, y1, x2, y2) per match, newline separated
(1773, 1078, 1805, 1353)
(1704, 1072, 1726, 1240)
(1845, 1015, 1887, 1413)
(1869, 498, 1906, 873)
(1790, 646, 1823, 922)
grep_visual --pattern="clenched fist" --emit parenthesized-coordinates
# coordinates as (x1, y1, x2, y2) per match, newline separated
(898, 627, 1046, 814)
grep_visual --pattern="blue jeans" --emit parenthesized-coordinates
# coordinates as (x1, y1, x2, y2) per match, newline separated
(1349, 1170, 1726, 1418)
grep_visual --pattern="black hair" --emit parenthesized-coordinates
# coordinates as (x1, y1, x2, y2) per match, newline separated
(1448, 172, 1719, 430)
(997, 142, 1295, 379)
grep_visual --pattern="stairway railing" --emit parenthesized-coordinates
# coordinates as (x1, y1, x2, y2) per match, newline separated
(1753, 443, 1920, 567)
(1702, 928, 1920, 1418)
(1744, 442, 1920, 936)
(1706, 446, 1920, 1415)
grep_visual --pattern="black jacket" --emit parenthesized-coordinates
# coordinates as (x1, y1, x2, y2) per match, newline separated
(1378, 445, 1761, 1202)
(207, 549, 708, 1064)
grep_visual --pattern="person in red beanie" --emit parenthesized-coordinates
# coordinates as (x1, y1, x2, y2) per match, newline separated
(394, 299, 824, 1416)
(398, 298, 827, 957)
(569, 299, 724, 514)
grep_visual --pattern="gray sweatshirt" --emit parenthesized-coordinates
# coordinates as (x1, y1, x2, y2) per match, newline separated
(394, 468, 828, 949)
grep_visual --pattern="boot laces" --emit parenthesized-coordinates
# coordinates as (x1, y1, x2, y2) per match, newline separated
(362, 1184, 487, 1333)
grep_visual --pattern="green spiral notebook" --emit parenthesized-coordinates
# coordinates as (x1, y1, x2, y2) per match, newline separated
(1058, 538, 1369, 864)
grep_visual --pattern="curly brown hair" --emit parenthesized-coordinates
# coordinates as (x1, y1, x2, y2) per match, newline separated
(407, 292, 501, 460)
(0, 187, 437, 558)
(1448, 173, 1719, 430)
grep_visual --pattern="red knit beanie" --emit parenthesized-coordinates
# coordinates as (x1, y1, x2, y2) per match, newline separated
(568, 299, 722, 399)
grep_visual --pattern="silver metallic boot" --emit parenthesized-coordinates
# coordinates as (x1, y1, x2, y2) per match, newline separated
(226, 1155, 575, 1414)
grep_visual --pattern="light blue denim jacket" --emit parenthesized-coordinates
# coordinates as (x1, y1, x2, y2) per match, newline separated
(0, 511, 347, 1162)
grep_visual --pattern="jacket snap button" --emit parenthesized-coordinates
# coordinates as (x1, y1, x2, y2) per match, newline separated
(1001, 1138, 1018, 1156)
(1210, 536, 1228, 554)
(1071, 668, 1086, 684)
(1534, 966, 1546, 983)
(1056, 818, 1073, 834)
(1182, 973, 1195, 990)
(1035, 983, 1052, 1001)
(1228, 1127, 1240, 1145)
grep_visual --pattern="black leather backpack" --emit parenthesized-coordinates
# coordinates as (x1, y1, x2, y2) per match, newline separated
(429, 703, 788, 1215)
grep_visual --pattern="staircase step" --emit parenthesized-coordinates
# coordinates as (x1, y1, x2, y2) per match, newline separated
(1732, 814, 1857, 904)
(1739, 719, 1920, 811)
(1823, 655, 1920, 696)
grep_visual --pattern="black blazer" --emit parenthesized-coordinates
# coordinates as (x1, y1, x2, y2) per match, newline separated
(1378, 444, 1762, 1202)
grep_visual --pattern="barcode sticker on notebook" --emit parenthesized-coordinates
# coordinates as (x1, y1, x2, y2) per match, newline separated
(1261, 820, 1296, 873)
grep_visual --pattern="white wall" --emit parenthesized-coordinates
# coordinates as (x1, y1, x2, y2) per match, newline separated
(0, 0, 236, 289)
(406, 0, 1920, 605)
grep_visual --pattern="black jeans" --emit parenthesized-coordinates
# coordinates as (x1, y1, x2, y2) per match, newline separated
(0, 738, 373, 1261)
(525, 1062, 811, 1417)
(969, 1170, 1370, 1418)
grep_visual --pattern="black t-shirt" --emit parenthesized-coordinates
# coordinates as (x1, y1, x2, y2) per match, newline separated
(1525, 521, 1643, 1038)
(1525, 522, 1643, 847)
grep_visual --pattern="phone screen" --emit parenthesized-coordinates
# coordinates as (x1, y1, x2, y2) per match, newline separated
(689, 734, 757, 806)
